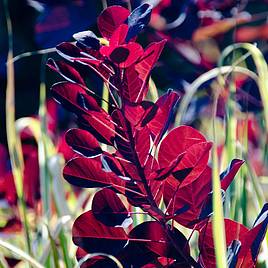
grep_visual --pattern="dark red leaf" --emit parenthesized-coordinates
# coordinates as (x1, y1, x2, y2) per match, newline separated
(135, 40, 166, 85)
(199, 207, 268, 268)
(112, 110, 138, 163)
(97, 6, 130, 39)
(92, 188, 131, 227)
(238, 203, 268, 267)
(198, 219, 249, 267)
(100, 42, 143, 68)
(72, 210, 128, 255)
(227, 240, 242, 268)
(174, 141, 212, 187)
(5, 257, 21, 268)
(158, 126, 207, 168)
(63, 157, 125, 193)
(47, 58, 85, 85)
(121, 65, 145, 102)
(51, 82, 116, 144)
(56, 42, 82, 61)
(0, 172, 17, 205)
(78, 112, 116, 145)
(148, 152, 185, 181)
(65, 128, 102, 157)
(158, 126, 211, 187)
(101, 154, 125, 177)
(135, 126, 151, 166)
(124, 101, 155, 126)
(23, 148, 40, 208)
(163, 166, 212, 228)
(109, 24, 129, 47)
(220, 159, 245, 191)
(50, 82, 97, 114)
(125, 180, 149, 207)
(126, 221, 192, 267)
(145, 90, 180, 143)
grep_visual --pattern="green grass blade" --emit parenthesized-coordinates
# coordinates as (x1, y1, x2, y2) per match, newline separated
(47, 227, 60, 268)
(148, 77, 159, 102)
(220, 43, 268, 133)
(176, 66, 258, 125)
(0, 239, 44, 268)
(211, 91, 227, 268)
(4, 0, 32, 255)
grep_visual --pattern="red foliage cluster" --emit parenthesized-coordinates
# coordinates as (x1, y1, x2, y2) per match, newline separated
(49, 4, 268, 268)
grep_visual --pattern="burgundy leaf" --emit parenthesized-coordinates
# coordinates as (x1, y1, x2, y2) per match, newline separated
(23, 148, 40, 208)
(97, 6, 130, 39)
(50, 82, 97, 114)
(112, 110, 136, 163)
(51, 82, 115, 144)
(0, 172, 17, 206)
(47, 58, 85, 85)
(63, 157, 125, 193)
(198, 219, 249, 268)
(220, 159, 245, 191)
(121, 65, 145, 102)
(174, 141, 212, 187)
(126, 221, 192, 267)
(158, 126, 207, 168)
(227, 240, 242, 268)
(100, 42, 143, 68)
(135, 40, 166, 86)
(75, 56, 114, 83)
(76, 248, 118, 268)
(163, 166, 212, 228)
(199, 208, 268, 268)
(5, 257, 21, 268)
(78, 112, 115, 145)
(124, 101, 155, 126)
(65, 128, 102, 157)
(158, 126, 211, 187)
(148, 152, 185, 181)
(72, 210, 128, 255)
(145, 90, 180, 143)
(92, 188, 131, 227)
(238, 203, 268, 267)
(125, 180, 150, 207)
(135, 127, 151, 166)
(56, 42, 82, 61)
(100, 154, 125, 177)
(109, 24, 129, 47)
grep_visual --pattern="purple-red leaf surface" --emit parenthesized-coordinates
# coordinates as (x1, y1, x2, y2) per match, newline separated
(47, 58, 85, 85)
(51, 82, 115, 144)
(199, 204, 268, 267)
(135, 40, 166, 84)
(92, 188, 131, 227)
(63, 157, 125, 193)
(65, 128, 102, 157)
(126, 221, 191, 267)
(97, 6, 130, 39)
(221, 159, 245, 191)
(72, 210, 128, 255)
(163, 166, 212, 228)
